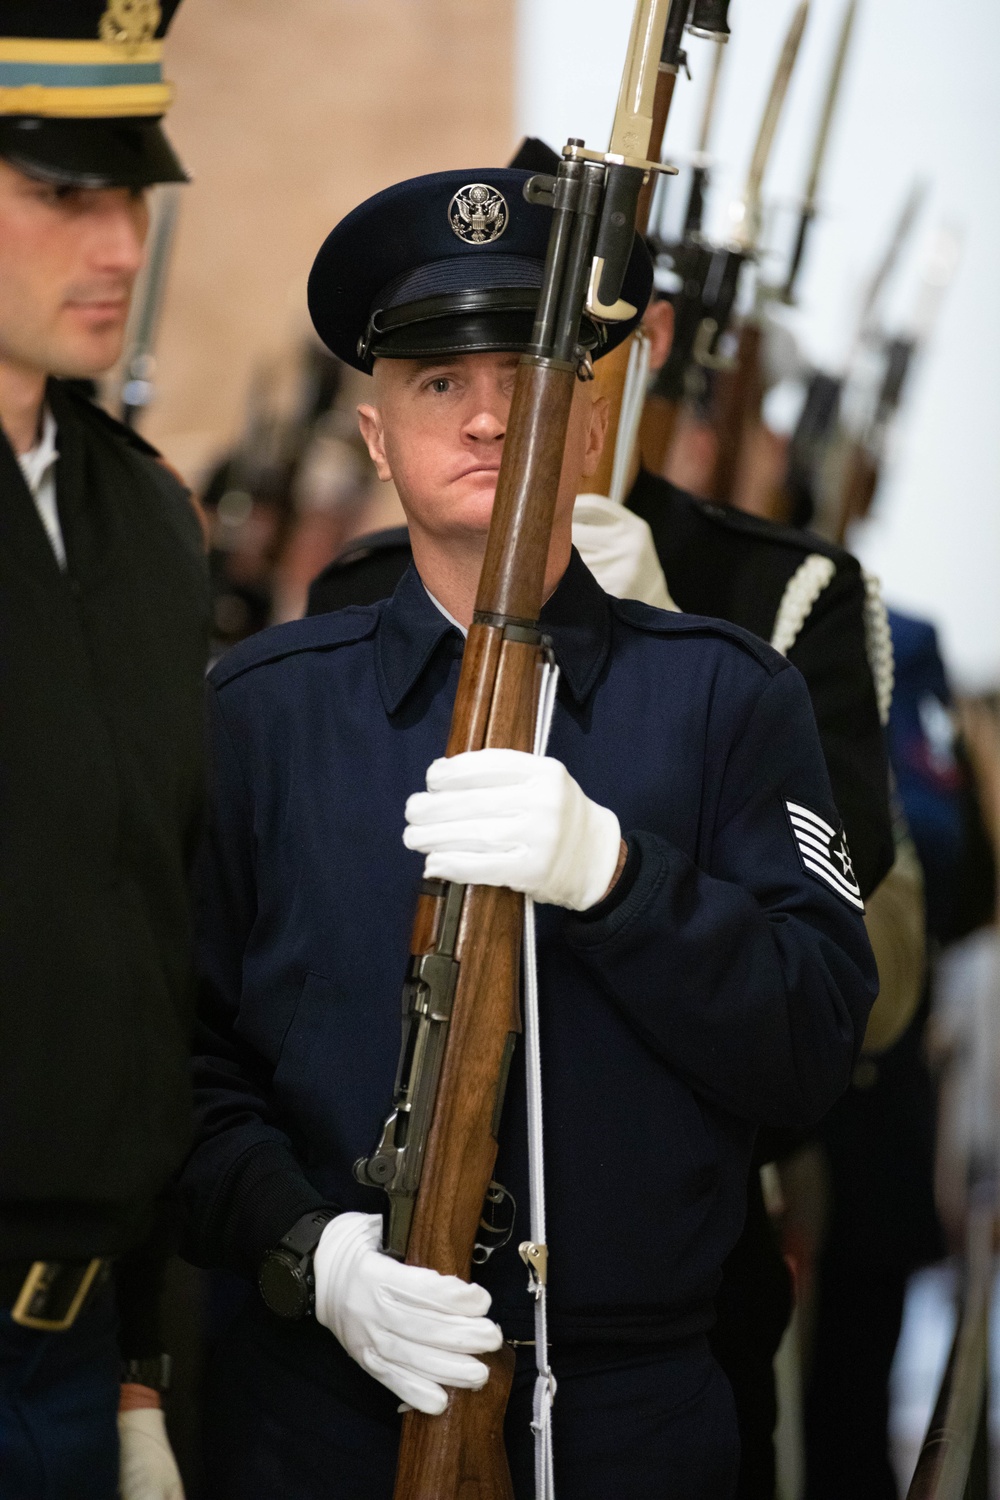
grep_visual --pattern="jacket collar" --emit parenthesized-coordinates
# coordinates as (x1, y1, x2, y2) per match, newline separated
(376, 547, 612, 715)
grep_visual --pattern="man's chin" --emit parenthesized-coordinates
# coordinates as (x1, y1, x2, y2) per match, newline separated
(47, 324, 128, 382)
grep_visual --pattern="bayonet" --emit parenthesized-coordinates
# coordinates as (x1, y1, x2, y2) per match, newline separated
(683, 31, 727, 237)
(783, 0, 857, 299)
(729, 1, 810, 253)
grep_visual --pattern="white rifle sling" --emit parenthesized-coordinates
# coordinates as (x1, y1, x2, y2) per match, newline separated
(521, 656, 560, 1500)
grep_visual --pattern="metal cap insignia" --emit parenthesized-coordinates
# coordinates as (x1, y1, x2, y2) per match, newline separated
(448, 183, 508, 245)
(99, 0, 162, 50)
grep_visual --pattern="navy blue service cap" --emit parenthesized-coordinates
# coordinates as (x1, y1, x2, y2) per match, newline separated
(308, 168, 654, 374)
(0, 0, 187, 188)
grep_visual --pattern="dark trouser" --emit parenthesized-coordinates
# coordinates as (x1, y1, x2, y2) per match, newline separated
(204, 1301, 739, 1500)
(710, 1170, 794, 1500)
(803, 1256, 908, 1500)
(0, 1284, 120, 1500)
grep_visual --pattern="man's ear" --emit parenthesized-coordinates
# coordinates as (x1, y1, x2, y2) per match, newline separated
(357, 403, 392, 481)
(643, 298, 674, 374)
(581, 391, 611, 479)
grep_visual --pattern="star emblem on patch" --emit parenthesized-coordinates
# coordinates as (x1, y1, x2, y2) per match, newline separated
(785, 800, 864, 911)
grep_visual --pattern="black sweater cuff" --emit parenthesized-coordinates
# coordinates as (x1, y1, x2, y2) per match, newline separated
(202, 1140, 341, 1279)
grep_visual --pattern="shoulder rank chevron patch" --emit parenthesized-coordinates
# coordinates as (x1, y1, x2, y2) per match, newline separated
(785, 800, 865, 911)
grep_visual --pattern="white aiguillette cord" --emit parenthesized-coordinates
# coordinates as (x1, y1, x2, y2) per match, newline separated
(520, 650, 560, 1500)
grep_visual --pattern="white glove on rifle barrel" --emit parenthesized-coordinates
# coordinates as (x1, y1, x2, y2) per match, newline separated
(404, 748, 623, 912)
(313, 1212, 503, 1416)
(118, 1408, 185, 1500)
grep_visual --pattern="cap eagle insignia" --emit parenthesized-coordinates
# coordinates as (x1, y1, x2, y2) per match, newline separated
(449, 184, 508, 245)
(99, 0, 162, 50)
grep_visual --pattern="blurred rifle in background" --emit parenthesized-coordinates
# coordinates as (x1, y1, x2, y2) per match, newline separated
(781, 180, 959, 543)
(589, 0, 730, 500)
(784, 179, 926, 527)
(830, 221, 961, 541)
(118, 186, 181, 429)
(639, 28, 732, 473)
(704, 0, 809, 502)
(782, 0, 857, 305)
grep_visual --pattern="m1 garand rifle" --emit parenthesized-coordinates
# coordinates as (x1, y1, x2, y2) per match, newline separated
(352, 5, 677, 1496)
(590, 0, 730, 500)
(705, 0, 810, 503)
(783, 179, 929, 534)
(118, 185, 181, 428)
(826, 218, 961, 542)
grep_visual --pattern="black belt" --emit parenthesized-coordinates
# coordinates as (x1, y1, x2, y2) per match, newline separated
(0, 1258, 111, 1332)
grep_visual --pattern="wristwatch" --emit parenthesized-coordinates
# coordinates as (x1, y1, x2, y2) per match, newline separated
(258, 1208, 337, 1320)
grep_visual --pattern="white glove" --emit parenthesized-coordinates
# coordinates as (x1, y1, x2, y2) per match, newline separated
(313, 1212, 503, 1416)
(404, 748, 622, 912)
(118, 1408, 185, 1500)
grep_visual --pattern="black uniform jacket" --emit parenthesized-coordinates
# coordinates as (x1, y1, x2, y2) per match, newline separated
(308, 476, 894, 901)
(0, 382, 208, 1260)
(182, 552, 876, 1349)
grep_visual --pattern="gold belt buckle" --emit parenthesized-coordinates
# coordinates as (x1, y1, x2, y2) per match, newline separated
(11, 1259, 105, 1332)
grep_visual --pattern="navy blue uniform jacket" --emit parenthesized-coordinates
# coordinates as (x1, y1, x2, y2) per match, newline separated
(182, 551, 877, 1346)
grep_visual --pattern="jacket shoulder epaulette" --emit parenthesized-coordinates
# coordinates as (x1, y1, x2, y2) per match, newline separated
(210, 607, 381, 689)
(609, 596, 790, 679)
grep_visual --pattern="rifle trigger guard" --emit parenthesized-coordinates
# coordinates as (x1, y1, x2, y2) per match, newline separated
(471, 1181, 517, 1265)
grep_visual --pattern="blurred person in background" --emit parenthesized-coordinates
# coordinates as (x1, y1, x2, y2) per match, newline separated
(199, 342, 382, 658)
(0, 4, 207, 1497)
(802, 611, 995, 1500)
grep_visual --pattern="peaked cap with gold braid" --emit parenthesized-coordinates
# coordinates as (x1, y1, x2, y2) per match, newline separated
(0, 0, 186, 186)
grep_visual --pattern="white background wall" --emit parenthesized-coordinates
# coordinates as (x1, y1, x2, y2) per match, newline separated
(516, 0, 1000, 691)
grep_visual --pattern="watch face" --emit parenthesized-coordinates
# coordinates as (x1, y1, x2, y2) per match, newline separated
(258, 1250, 310, 1320)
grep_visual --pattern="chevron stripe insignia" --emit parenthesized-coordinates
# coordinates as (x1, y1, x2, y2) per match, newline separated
(785, 800, 864, 911)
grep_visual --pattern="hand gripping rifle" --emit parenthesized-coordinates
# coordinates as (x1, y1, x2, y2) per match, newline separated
(352, 5, 676, 1497)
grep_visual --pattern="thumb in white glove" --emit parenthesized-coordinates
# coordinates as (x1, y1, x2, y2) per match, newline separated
(118, 1407, 185, 1500)
(314, 1212, 503, 1416)
(403, 748, 623, 911)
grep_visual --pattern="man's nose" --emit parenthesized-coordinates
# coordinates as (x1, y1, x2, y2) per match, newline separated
(92, 195, 147, 278)
(463, 405, 506, 443)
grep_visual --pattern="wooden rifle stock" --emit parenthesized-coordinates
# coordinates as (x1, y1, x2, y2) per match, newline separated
(707, 319, 762, 504)
(393, 363, 575, 1500)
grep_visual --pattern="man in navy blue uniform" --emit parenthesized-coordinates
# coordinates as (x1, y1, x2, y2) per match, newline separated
(180, 167, 878, 1500)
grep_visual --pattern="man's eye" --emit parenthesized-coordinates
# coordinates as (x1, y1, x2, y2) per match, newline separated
(430, 378, 451, 394)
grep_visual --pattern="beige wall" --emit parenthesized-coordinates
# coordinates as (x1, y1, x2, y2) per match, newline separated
(143, 0, 514, 482)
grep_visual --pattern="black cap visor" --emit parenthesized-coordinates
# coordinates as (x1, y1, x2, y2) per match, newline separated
(363, 286, 602, 369)
(0, 116, 188, 188)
